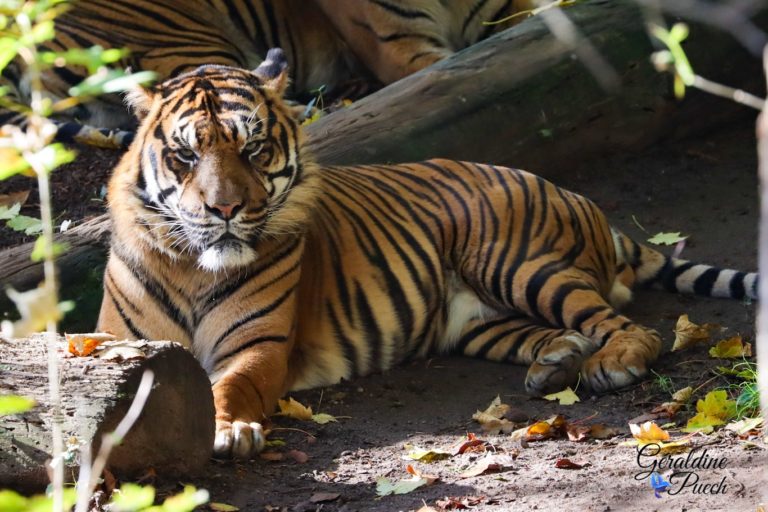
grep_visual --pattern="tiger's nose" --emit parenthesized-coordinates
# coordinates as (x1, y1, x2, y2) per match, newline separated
(206, 200, 243, 220)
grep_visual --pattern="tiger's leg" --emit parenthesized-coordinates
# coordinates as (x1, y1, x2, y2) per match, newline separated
(539, 285, 662, 393)
(454, 314, 594, 395)
(210, 340, 294, 459)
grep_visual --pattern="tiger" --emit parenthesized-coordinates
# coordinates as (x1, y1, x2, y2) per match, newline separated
(1, 0, 533, 147)
(96, 50, 758, 459)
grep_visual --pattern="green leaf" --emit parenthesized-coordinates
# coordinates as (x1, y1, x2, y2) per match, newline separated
(110, 483, 156, 512)
(25, 488, 76, 512)
(6, 214, 42, 234)
(0, 148, 31, 179)
(0, 202, 20, 220)
(0, 489, 28, 512)
(69, 69, 156, 97)
(29, 143, 76, 174)
(647, 232, 687, 246)
(40, 46, 128, 73)
(30, 236, 68, 262)
(0, 36, 18, 73)
(311, 413, 338, 424)
(0, 395, 36, 416)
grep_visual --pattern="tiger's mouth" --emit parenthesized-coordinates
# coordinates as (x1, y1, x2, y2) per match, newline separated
(197, 232, 258, 272)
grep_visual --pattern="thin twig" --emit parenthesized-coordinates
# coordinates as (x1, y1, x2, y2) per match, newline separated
(691, 75, 765, 111)
(534, 0, 620, 92)
(74, 370, 155, 512)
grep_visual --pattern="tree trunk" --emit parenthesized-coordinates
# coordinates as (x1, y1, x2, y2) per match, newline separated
(0, 0, 764, 324)
(0, 336, 215, 493)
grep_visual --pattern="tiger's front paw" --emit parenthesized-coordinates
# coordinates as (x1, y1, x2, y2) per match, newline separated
(213, 419, 266, 459)
(581, 328, 661, 393)
(525, 333, 592, 396)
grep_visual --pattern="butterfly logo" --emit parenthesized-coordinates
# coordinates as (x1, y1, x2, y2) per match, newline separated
(650, 471, 672, 498)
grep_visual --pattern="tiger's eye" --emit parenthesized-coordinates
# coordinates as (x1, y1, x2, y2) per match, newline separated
(244, 140, 263, 155)
(177, 147, 197, 162)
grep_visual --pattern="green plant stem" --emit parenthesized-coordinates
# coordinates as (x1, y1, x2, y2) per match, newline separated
(16, 8, 64, 511)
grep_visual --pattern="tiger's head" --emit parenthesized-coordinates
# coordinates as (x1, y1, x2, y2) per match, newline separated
(110, 49, 313, 272)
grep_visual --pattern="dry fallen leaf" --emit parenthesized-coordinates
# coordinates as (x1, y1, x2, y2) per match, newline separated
(671, 386, 693, 403)
(96, 343, 146, 362)
(435, 496, 485, 510)
(543, 386, 580, 405)
(459, 454, 515, 478)
(66, 332, 116, 357)
(259, 452, 284, 462)
(526, 415, 567, 442)
(672, 314, 718, 351)
(725, 417, 764, 436)
(405, 447, 452, 462)
(565, 424, 591, 442)
(651, 401, 684, 418)
(472, 396, 516, 434)
(588, 424, 621, 439)
(555, 458, 588, 470)
(629, 421, 670, 445)
(276, 397, 313, 421)
(450, 433, 493, 455)
(0, 190, 30, 209)
(309, 492, 340, 504)
(209, 503, 239, 511)
(376, 465, 438, 496)
(287, 449, 308, 464)
(709, 335, 752, 359)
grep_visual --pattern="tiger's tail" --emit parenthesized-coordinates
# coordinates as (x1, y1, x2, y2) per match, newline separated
(612, 228, 758, 301)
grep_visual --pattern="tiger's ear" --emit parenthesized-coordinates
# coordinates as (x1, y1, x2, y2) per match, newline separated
(254, 48, 289, 96)
(124, 85, 156, 120)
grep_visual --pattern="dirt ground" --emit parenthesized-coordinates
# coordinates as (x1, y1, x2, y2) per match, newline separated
(1, 117, 767, 511)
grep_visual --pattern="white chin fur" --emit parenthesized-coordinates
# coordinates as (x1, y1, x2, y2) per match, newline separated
(198, 243, 257, 272)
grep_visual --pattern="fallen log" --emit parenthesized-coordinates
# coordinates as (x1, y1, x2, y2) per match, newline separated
(303, 0, 764, 168)
(0, 0, 764, 325)
(0, 335, 215, 493)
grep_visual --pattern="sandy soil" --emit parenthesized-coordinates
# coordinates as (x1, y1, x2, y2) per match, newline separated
(1, 118, 766, 511)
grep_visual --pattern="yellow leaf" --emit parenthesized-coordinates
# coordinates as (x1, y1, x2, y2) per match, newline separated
(683, 390, 736, 433)
(300, 110, 323, 126)
(709, 335, 752, 359)
(543, 386, 580, 405)
(405, 447, 451, 463)
(276, 397, 312, 420)
(671, 314, 717, 351)
(629, 421, 670, 445)
(210, 503, 239, 511)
